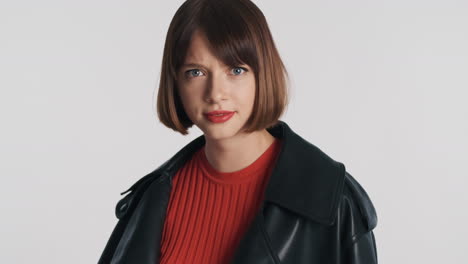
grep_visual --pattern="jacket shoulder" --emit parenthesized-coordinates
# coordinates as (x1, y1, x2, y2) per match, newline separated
(340, 171, 378, 233)
(114, 159, 171, 219)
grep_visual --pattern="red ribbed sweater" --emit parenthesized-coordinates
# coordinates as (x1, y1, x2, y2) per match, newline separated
(159, 138, 282, 264)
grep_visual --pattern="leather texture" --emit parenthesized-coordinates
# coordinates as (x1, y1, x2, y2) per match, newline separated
(98, 120, 378, 264)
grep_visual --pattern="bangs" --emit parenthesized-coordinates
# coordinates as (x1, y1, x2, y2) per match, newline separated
(172, 0, 259, 76)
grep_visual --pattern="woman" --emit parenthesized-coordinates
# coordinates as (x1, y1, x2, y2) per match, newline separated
(99, 0, 378, 263)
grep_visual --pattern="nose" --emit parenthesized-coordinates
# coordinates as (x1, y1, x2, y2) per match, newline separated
(204, 73, 227, 104)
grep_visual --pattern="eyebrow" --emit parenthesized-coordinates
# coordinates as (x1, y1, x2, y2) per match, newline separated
(180, 63, 207, 69)
(179, 62, 249, 72)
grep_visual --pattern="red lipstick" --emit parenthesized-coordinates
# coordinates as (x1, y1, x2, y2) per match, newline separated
(203, 110, 235, 123)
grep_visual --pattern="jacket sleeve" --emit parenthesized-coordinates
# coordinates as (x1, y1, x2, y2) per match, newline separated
(98, 217, 128, 264)
(340, 171, 379, 264)
(98, 189, 136, 264)
(345, 230, 378, 263)
(98, 167, 166, 263)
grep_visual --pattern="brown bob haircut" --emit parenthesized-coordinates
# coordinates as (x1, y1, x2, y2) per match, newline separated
(157, 0, 290, 135)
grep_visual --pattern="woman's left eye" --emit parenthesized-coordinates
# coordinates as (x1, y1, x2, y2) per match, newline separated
(231, 67, 247, 75)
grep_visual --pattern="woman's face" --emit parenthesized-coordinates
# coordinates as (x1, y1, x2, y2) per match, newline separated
(176, 29, 256, 140)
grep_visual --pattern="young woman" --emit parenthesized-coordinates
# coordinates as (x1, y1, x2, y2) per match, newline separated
(99, 0, 378, 263)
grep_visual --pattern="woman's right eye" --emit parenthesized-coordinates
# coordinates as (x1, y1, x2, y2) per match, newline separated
(185, 69, 205, 78)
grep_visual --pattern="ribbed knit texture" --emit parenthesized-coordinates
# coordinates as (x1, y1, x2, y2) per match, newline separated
(159, 137, 282, 264)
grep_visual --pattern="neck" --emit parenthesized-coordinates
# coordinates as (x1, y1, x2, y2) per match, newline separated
(203, 129, 276, 173)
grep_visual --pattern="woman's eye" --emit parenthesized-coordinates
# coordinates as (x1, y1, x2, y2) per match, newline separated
(231, 67, 247, 75)
(184, 67, 248, 78)
(186, 69, 205, 78)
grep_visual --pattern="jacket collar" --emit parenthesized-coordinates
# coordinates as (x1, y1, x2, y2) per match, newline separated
(261, 120, 346, 226)
(140, 120, 346, 226)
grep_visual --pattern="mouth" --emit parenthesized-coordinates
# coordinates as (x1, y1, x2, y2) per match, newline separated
(204, 110, 235, 116)
(203, 111, 235, 123)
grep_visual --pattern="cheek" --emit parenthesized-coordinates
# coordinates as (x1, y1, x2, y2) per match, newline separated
(178, 87, 201, 116)
(177, 88, 192, 111)
(232, 85, 255, 114)
(238, 79, 256, 103)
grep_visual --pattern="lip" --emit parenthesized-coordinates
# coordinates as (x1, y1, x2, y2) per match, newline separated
(204, 110, 235, 116)
(203, 111, 235, 123)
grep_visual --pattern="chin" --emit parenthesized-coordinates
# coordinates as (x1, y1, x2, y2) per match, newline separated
(201, 123, 242, 140)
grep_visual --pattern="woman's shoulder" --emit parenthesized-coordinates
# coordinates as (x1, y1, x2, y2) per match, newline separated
(339, 171, 378, 233)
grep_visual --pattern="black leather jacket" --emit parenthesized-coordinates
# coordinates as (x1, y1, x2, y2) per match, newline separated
(98, 120, 379, 263)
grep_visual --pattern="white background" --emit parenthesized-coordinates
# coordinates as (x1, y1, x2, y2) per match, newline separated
(1, 0, 467, 263)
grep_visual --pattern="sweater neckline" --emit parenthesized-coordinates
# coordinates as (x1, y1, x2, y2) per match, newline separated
(197, 138, 281, 185)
